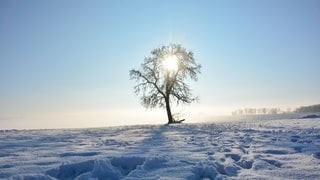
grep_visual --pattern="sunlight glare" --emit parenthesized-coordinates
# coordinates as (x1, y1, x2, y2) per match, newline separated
(163, 55, 178, 72)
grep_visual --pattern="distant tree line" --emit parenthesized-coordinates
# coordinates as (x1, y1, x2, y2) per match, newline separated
(295, 104, 320, 113)
(231, 104, 320, 116)
(231, 108, 282, 116)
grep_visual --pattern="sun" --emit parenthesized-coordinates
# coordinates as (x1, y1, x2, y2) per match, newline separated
(163, 55, 178, 72)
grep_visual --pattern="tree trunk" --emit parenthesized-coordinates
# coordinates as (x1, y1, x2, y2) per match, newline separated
(165, 97, 174, 124)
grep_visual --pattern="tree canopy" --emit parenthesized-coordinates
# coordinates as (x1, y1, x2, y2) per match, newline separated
(130, 44, 201, 123)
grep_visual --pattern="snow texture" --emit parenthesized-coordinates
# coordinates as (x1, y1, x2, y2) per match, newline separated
(1, 114, 320, 179)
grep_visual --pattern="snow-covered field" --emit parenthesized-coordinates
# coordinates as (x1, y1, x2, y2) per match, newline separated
(1, 115, 320, 179)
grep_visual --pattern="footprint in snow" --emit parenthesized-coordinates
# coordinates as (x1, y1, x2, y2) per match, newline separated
(292, 146, 303, 153)
(215, 162, 240, 177)
(222, 148, 231, 152)
(291, 135, 300, 142)
(236, 159, 253, 169)
(225, 153, 241, 162)
(262, 149, 288, 155)
(207, 151, 214, 155)
(239, 144, 250, 154)
(261, 158, 282, 168)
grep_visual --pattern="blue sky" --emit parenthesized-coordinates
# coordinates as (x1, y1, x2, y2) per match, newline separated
(1, 0, 319, 129)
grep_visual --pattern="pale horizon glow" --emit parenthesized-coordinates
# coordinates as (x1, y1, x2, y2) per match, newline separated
(0, 0, 319, 129)
(0, 106, 243, 130)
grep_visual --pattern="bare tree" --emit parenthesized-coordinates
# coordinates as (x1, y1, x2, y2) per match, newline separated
(130, 44, 201, 124)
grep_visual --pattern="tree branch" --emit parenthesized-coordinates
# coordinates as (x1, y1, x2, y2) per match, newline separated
(130, 69, 166, 99)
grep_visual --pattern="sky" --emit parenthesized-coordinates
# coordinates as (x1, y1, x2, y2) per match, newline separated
(1, 0, 320, 129)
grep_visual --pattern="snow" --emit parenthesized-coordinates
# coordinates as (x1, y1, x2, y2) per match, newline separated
(300, 114, 320, 119)
(1, 114, 320, 179)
